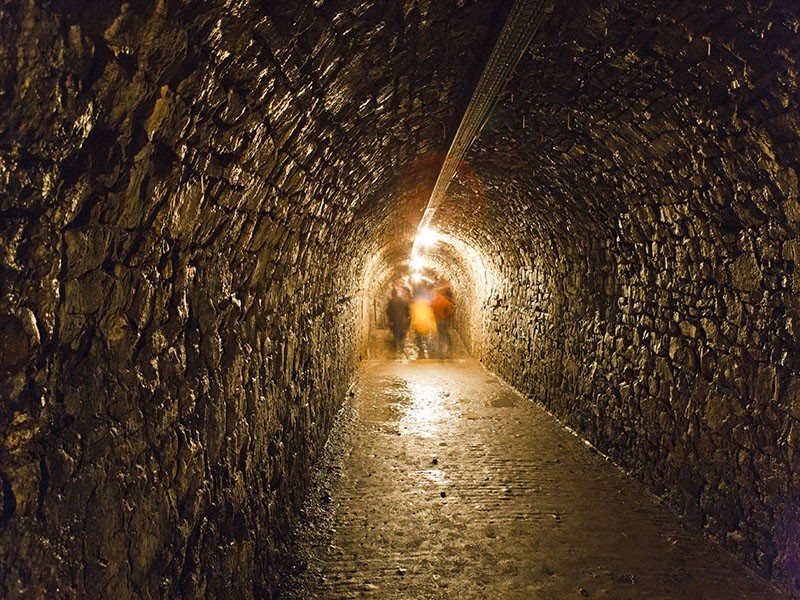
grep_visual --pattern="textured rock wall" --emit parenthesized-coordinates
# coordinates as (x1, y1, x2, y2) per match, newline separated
(453, 1, 800, 591)
(0, 0, 505, 597)
(0, 2, 361, 597)
(8, 0, 800, 594)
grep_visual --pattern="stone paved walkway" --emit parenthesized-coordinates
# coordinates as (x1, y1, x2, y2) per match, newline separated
(282, 331, 789, 599)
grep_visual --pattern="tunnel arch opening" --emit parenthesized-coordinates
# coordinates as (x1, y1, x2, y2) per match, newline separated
(357, 227, 497, 359)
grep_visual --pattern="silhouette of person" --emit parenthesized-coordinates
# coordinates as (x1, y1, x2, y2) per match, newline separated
(431, 284, 454, 357)
(385, 285, 411, 352)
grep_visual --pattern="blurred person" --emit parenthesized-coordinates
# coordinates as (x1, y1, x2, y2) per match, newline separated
(386, 285, 411, 352)
(410, 285, 437, 358)
(431, 284, 454, 357)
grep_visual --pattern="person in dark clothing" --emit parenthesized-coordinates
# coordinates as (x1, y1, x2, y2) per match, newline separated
(386, 286, 411, 352)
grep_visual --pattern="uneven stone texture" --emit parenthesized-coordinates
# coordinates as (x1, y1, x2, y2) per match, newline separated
(4, 0, 800, 597)
(283, 331, 788, 599)
(0, 0, 508, 597)
(430, 0, 800, 592)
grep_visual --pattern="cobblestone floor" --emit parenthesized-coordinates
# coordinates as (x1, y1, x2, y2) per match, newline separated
(282, 331, 790, 599)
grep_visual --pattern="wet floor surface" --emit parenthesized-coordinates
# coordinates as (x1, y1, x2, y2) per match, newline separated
(282, 330, 789, 599)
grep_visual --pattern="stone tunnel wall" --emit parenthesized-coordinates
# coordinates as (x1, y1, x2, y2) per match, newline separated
(0, 2, 365, 597)
(480, 179, 800, 588)
(7, 0, 800, 595)
(460, 1, 800, 592)
(0, 0, 504, 597)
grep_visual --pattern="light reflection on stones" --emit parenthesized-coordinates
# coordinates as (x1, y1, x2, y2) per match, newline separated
(400, 382, 452, 438)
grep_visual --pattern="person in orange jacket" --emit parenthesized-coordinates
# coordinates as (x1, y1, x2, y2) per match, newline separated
(431, 285, 454, 358)
(410, 289, 437, 359)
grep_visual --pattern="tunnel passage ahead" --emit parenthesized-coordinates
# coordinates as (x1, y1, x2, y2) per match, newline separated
(283, 332, 788, 599)
(3, 0, 800, 597)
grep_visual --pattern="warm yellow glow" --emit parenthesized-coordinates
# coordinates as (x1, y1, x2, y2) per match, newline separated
(416, 227, 440, 248)
(410, 255, 426, 272)
(403, 383, 449, 438)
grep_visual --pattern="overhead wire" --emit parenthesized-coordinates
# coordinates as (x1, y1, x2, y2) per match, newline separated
(411, 0, 553, 256)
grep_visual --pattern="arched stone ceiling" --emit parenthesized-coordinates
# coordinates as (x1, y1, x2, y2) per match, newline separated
(436, 1, 800, 250)
(4, 0, 800, 596)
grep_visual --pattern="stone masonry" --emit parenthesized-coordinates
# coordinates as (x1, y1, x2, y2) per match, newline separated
(4, 0, 800, 597)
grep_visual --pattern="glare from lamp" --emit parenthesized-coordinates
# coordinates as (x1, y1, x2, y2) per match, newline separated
(410, 255, 426, 272)
(416, 227, 440, 249)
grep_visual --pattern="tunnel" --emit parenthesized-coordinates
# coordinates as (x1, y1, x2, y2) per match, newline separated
(1, 0, 800, 597)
